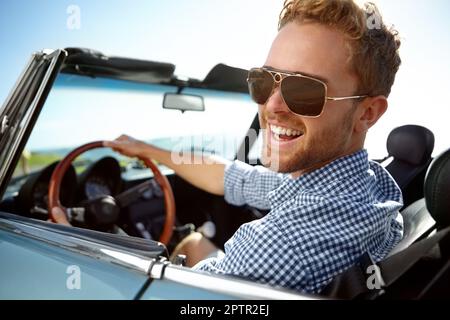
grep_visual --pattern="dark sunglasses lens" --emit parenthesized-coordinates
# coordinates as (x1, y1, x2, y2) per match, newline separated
(247, 69, 273, 104)
(281, 76, 326, 116)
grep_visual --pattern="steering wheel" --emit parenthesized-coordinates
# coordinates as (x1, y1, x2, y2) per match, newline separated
(48, 141, 176, 245)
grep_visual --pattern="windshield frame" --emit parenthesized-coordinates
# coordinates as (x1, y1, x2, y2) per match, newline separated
(0, 49, 67, 199)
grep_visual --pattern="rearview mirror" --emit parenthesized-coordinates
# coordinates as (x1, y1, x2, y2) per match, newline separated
(163, 93, 205, 112)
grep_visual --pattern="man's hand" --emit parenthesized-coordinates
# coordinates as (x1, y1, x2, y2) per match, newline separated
(49, 207, 71, 226)
(104, 134, 151, 159)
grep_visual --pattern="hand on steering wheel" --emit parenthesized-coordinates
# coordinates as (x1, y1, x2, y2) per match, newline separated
(48, 140, 176, 245)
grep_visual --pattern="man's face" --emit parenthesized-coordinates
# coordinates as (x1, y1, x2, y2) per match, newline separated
(260, 21, 362, 176)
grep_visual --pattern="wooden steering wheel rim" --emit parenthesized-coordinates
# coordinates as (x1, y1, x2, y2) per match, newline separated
(48, 141, 176, 245)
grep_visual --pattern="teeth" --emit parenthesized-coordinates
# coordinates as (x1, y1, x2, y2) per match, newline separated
(270, 125, 302, 137)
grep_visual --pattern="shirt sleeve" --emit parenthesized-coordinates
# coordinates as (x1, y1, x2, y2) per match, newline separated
(223, 160, 285, 210)
(194, 214, 313, 293)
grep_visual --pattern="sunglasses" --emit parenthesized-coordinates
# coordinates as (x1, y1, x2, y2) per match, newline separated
(247, 67, 368, 117)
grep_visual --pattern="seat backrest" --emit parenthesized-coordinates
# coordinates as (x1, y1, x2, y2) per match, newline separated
(424, 148, 450, 230)
(389, 147, 450, 256)
(384, 124, 434, 208)
(322, 148, 450, 299)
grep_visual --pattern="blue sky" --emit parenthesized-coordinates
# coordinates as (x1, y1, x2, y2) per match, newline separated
(1, 0, 450, 157)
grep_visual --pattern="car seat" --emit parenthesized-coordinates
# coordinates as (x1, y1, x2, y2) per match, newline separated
(379, 125, 434, 208)
(388, 146, 450, 256)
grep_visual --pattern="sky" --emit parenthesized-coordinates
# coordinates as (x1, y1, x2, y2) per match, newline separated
(1, 0, 450, 158)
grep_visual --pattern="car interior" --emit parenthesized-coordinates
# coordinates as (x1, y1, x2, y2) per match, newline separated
(376, 124, 435, 209)
(0, 48, 448, 299)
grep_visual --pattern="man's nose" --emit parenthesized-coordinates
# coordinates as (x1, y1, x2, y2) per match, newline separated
(264, 86, 290, 114)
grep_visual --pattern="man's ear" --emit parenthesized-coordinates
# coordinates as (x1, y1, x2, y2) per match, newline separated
(354, 96, 388, 133)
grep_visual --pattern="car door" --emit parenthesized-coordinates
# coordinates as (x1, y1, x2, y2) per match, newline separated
(0, 212, 155, 299)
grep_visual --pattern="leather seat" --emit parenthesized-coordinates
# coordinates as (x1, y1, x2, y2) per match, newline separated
(388, 199, 435, 256)
(389, 147, 450, 256)
(423, 147, 450, 230)
(381, 125, 434, 208)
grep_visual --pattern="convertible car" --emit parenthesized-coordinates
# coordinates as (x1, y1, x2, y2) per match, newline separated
(0, 48, 448, 300)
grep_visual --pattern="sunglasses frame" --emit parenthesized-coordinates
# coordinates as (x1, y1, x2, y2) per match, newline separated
(247, 67, 368, 118)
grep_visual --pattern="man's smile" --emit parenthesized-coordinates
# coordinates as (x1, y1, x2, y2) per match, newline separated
(267, 123, 305, 151)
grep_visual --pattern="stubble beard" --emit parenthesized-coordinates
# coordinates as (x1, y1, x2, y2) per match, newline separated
(261, 108, 356, 175)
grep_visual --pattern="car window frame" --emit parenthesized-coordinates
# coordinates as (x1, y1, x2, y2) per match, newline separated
(0, 49, 67, 198)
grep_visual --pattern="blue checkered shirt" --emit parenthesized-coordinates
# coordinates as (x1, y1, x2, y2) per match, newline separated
(195, 149, 403, 294)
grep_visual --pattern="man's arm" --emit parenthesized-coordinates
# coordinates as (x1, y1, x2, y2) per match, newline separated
(104, 135, 229, 196)
(224, 160, 284, 209)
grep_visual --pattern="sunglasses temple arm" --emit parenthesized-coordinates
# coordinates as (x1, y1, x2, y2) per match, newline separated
(326, 95, 368, 101)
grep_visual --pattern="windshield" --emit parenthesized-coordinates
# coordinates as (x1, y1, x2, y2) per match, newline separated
(13, 73, 257, 180)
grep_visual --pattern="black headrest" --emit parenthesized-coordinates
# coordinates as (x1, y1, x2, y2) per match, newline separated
(424, 148, 450, 228)
(387, 125, 434, 165)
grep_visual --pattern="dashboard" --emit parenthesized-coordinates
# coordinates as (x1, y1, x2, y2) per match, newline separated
(77, 156, 122, 201)
(0, 157, 167, 239)
(0, 156, 263, 250)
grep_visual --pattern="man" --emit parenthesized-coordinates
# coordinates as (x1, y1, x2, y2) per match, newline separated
(104, 0, 403, 294)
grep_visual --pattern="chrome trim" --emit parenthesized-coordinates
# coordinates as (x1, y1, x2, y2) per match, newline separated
(148, 259, 170, 279)
(161, 264, 318, 300)
(0, 216, 156, 275)
(1, 115, 7, 134)
(0, 54, 35, 114)
(0, 49, 67, 187)
(2, 50, 62, 180)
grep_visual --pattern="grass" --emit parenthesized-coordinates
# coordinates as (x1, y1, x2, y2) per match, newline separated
(13, 152, 61, 177)
(13, 151, 150, 177)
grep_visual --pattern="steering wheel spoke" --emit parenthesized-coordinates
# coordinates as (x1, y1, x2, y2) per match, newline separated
(66, 207, 86, 223)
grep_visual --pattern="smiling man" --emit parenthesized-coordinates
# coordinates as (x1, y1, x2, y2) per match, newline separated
(105, 0, 403, 294)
